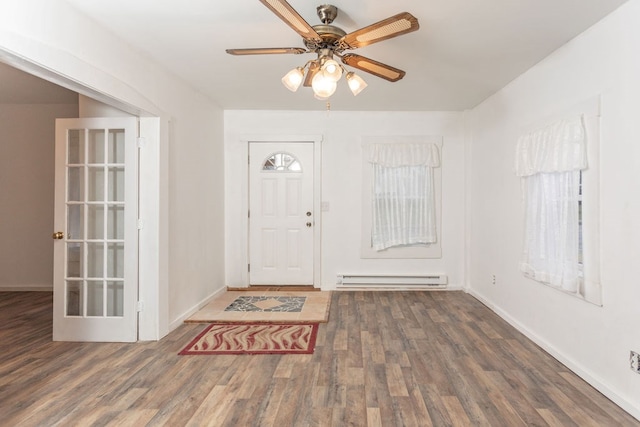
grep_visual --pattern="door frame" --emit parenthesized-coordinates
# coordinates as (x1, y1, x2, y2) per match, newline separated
(0, 50, 167, 341)
(241, 135, 323, 288)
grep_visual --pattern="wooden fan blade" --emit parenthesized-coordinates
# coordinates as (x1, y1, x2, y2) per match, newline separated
(226, 47, 307, 55)
(303, 61, 320, 87)
(341, 54, 406, 82)
(339, 12, 419, 49)
(259, 0, 322, 42)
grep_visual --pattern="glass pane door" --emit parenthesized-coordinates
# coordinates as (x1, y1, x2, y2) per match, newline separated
(65, 128, 126, 318)
(53, 116, 138, 342)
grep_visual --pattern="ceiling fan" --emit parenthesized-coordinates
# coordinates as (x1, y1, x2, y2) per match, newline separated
(226, 0, 419, 99)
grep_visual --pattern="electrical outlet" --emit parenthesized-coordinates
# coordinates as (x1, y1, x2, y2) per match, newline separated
(631, 351, 640, 373)
(491, 274, 496, 285)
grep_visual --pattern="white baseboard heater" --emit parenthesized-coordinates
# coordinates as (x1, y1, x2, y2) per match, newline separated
(337, 274, 447, 289)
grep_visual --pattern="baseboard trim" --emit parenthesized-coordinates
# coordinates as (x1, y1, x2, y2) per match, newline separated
(168, 286, 227, 332)
(0, 285, 53, 292)
(466, 288, 640, 422)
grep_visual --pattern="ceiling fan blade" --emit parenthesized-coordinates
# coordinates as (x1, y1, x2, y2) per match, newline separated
(303, 61, 320, 87)
(341, 54, 406, 82)
(226, 47, 307, 55)
(259, 0, 322, 42)
(339, 12, 419, 49)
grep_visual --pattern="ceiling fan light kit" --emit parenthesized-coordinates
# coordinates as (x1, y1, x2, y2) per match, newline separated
(311, 70, 338, 98)
(227, 0, 419, 102)
(346, 72, 367, 96)
(281, 67, 305, 91)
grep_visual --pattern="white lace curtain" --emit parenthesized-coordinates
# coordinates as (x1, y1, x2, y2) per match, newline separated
(516, 115, 587, 292)
(366, 142, 440, 251)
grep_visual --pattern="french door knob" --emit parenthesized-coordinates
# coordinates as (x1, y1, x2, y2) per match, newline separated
(52, 231, 64, 240)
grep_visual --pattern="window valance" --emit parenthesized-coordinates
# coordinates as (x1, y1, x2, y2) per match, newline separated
(366, 142, 440, 167)
(515, 115, 587, 177)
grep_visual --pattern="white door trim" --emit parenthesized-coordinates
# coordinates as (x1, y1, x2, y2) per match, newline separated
(240, 135, 322, 287)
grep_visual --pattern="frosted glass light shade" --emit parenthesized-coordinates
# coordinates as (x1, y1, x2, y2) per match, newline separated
(346, 72, 368, 96)
(312, 72, 337, 98)
(321, 59, 342, 82)
(281, 67, 304, 92)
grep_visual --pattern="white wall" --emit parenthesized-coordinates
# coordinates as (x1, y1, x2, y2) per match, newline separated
(1, 0, 226, 337)
(0, 103, 78, 291)
(225, 110, 466, 289)
(468, 0, 640, 419)
(79, 95, 134, 118)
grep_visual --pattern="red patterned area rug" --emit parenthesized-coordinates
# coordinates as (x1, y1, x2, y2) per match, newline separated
(179, 322, 319, 355)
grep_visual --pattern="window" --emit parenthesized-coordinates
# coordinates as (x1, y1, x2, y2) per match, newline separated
(262, 152, 301, 172)
(516, 112, 600, 303)
(519, 170, 583, 292)
(371, 163, 437, 250)
(363, 141, 441, 253)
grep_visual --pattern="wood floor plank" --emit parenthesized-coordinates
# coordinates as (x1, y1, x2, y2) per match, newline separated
(273, 364, 309, 426)
(385, 363, 409, 397)
(406, 385, 434, 427)
(366, 407, 382, 427)
(537, 408, 571, 427)
(441, 395, 473, 426)
(300, 407, 334, 427)
(1, 291, 639, 427)
(104, 409, 159, 427)
(420, 383, 458, 426)
(557, 371, 637, 425)
(185, 384, 232, 427)
(483, 370, 550, 426)
(253, 377, 288, 425)
(344, 384, 367, 426)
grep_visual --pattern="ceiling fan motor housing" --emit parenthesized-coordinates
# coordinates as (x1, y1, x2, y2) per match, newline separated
(316, 4, 338, 24)
(305, 5, 346, 51)
(308, 25, 346, 45)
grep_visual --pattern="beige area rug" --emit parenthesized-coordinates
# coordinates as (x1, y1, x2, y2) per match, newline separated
(185, 291, 331, 323)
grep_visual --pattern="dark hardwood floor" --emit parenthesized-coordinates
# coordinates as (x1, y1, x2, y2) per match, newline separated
(0, 291, 637, 426)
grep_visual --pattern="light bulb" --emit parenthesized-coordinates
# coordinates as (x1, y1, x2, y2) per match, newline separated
(312, 72, 337, 98)
(321, 59, 342, 82)
(281, 67, 304, 92)
(346, 72, 368, 96)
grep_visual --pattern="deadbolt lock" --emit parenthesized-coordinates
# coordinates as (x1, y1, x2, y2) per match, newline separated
(306, 211, 312, 216)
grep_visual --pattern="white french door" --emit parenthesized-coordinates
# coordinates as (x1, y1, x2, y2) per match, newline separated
(53, 117, 138, 342)
(249, 142, 314, 285)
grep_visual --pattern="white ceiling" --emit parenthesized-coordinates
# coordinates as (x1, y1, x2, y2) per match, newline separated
(5, 0, 630, 111)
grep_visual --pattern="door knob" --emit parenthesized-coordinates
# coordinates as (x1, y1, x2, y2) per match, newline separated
(306, 222, 312, 228)
(52, 231, 64, 240)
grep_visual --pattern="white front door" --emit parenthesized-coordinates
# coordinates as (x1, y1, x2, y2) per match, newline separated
(249, 142, 314, 285)
(53, 117, 138, 342)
